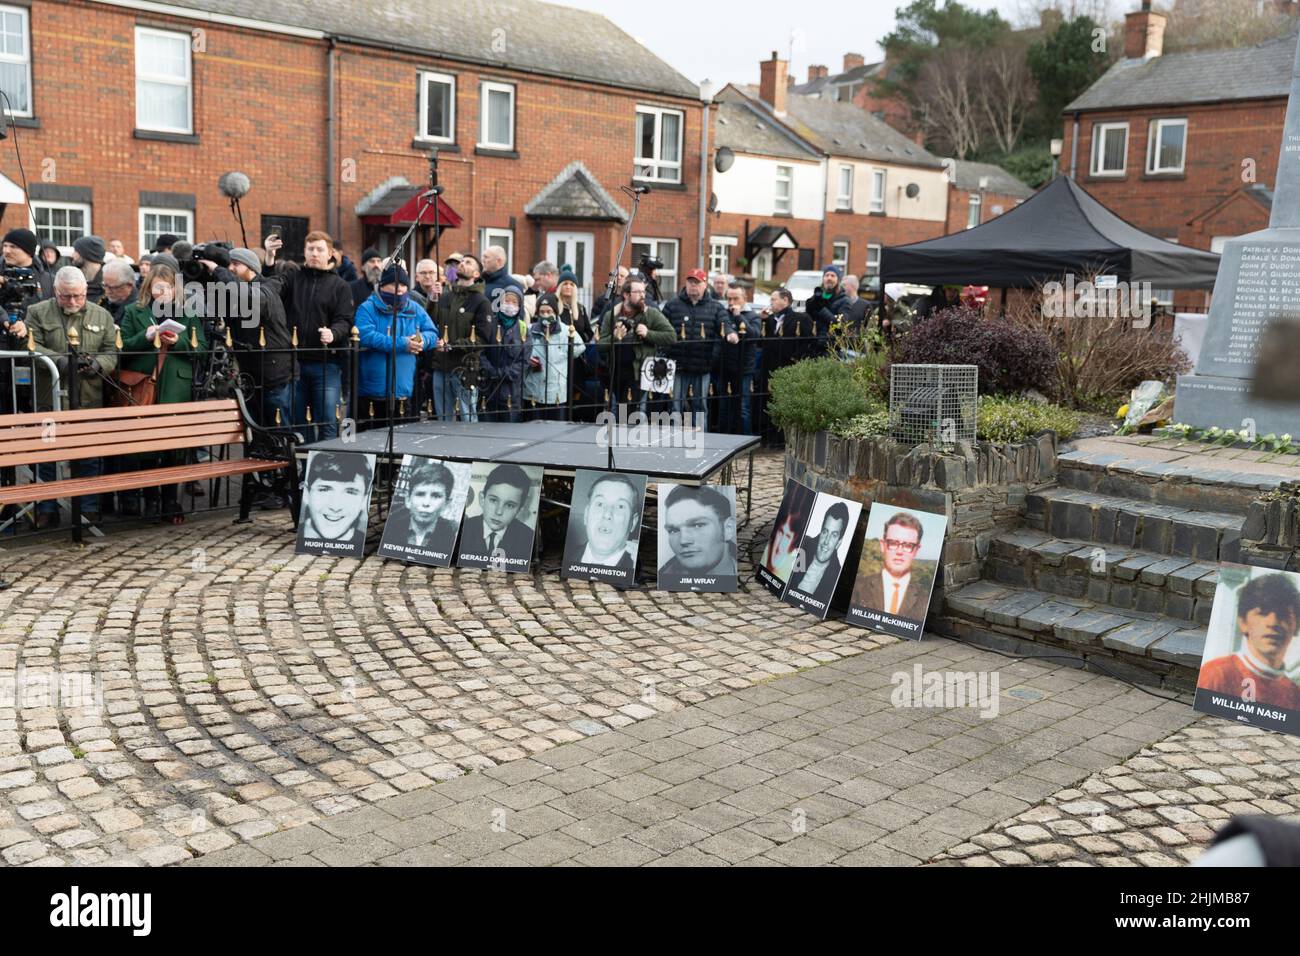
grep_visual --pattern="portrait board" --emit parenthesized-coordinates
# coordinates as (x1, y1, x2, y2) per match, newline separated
(455, 461, 543, 573)
(782, 492, 863, 619)
(295, 451, 376, 559)
(1194, 564, 1300, 737)
(561, 470, 648, 589)
(845, 504, 948, 639)
(756, 478, 818, 598)
(377, 456, 472, 567)
(656, 483, 738, 593)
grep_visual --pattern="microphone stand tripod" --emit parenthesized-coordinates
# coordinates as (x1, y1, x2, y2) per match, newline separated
(380, 151, 440, 516)
(600, 184, 647, 472)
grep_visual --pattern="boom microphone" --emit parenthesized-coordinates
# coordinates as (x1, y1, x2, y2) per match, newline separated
(218, 171, 251, 200)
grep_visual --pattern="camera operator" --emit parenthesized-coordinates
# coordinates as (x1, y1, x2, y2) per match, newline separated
(227, 248, 295, 429)
(638, 255, 665, 308)
(599, 275, 675, 414)
(262, 229, 354, 442)
(0, 228, 54, 523)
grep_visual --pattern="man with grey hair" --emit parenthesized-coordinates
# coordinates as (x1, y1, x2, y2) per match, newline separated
(97, 257, 137, 324)
(26, 266, 118, 527)
(525, 260, 558, 320)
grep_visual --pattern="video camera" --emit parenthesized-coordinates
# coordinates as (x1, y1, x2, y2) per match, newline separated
(638, 254, 663, 273)
(179, 242, 233, 282)
(0, 265, 40, 310)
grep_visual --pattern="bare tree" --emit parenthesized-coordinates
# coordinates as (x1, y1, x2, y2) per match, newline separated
(976, 37, 1037, 155)
(915, 45, 983, 159)
(1162, 0, 1297, 52)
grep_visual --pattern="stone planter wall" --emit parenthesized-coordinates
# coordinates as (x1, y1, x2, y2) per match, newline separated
(1240, 481, 1300, 570)
(783, 428, 1059, 599)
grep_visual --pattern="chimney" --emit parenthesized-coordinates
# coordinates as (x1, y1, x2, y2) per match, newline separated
(843, 52, 865, 72)
(759, 51, 788, 115)
(808, 64, 828, 82)
(1124, 0, 1166, 60)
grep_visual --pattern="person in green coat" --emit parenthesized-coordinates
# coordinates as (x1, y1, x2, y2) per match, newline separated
(599, 275, 675, 414)
(118, 262, 207, 522)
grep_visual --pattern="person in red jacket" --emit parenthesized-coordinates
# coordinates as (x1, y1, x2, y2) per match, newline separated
(1199, 572, 1300, 710)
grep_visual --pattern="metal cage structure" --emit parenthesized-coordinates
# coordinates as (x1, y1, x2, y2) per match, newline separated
(888, 364, 978, 446)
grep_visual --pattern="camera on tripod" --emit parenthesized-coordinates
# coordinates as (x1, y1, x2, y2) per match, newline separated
(179, 243, 232, 282)
(638, 255, 663, 273)
(0, 265, 40, 309)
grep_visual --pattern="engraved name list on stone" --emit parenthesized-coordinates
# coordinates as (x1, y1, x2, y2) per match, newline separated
(1219, 245, 1300, 367)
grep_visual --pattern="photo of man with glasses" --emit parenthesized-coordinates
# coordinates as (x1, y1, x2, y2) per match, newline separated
(847, 505, 946, 639)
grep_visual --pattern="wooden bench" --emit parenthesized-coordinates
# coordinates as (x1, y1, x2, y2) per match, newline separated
(0, 395, 300, 540)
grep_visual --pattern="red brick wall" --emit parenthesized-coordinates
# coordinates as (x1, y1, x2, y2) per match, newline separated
(944, 190, 1025, 234)
(1059, 98, 1285, 249)
(5, 0, 705, 281)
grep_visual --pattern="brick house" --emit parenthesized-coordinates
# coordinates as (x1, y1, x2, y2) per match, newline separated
(709, 53, 949, 286)
(1060, 1, 1296, 305)
(941, 159, 1033, 235)
(790, 53, 917, 141)
(0, 0, 711, 296)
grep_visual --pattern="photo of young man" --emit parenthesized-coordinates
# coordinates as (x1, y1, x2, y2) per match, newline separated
(561, 470, 648, 588)
(756, 478, 817, 598)
(784, 494, 862, 619)
(1195, 567, 1300, 735)
(377, 456, 471, 567)
(455, 462, 542, 573)
(295, 451, 376, 558)
(656, 484, 738, 592)
(846, 505, 947, 639)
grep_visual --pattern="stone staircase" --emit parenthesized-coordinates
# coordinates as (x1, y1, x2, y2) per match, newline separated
(932, 445, 1289, 691)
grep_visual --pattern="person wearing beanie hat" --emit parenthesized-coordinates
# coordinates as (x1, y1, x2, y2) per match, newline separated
(350, 248, 386, 308)
(352, 257, 438, 431)
(228, 247, 262, 276)
(0, 227, 53, 471)
(524, 291, 571, 420)
(3, 228, 38, 260)
(807, 263, 849, 348)
(226, 247, 296, 430)
(481, 285, 531, 422)
(69, 235, 106, 304)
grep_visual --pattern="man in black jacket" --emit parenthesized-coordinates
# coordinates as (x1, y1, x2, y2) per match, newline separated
(349, 247, 383, 309)
(714, 284, 757, 435)
(840, 274, 870, 336)
(755, 288, 813, 447)
(662, 268, 734, 432)
(430, 253, 494, 421)
(806, 264, 850, 348)
(228, 247, 295, 428)
(263, 230, 354, 441)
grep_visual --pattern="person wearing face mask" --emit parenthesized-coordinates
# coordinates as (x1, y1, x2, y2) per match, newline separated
(524, 292, 573, 421)
(480, 285, 531, 423)
(353, 261, 439, 432)
(25, 267, 119, 528)
(429, 253, 493, 422)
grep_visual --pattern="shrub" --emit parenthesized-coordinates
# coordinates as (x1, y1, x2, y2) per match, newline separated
(828, 323, 892, 404)
(977, 395, 1081, 442)
(768, 356, 874, 434)
(834, 409, 891, 440)
(899, 306, 1055, 396)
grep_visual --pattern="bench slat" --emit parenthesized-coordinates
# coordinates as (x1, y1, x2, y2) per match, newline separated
(0, 420, 245, 456)
(0, 399, 239, 428)
(0, 409, 242, 443)
(0, 428, 246, 468)
(0, 458, 291, 505)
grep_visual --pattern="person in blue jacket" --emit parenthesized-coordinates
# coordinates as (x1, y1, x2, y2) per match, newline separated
(354, 261, 439, 431)
(480, 285, 531, 423)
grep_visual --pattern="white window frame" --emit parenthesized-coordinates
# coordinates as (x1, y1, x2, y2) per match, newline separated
(865, 243, 882, 280)
(870, 168, 886, 213)
(836, 165, 854, 210)
(139, 207, 194, 259)
(966, 193, 982, 229)
(774, 165, 793, 215)
(708, 236, 736, 276)
(478, 80, 515, 151)
(0, 4, 31, 119)
(832, 242, 849, 272)
(1146, 117, 1187, 175)
(634, 105, 684, 184)
(135, 26, 193, 134)
(31, 201, 91, 257)
(478, 226, 514, 272)
(417, 71, 456, 144)
(1090, 122, 1128, 177)
(631, 237, 678, 289)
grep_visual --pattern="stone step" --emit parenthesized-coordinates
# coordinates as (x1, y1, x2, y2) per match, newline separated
(1056, 448, 1285, 516)
(985, 527, 1219, 624)
(934, 579, 1205, 690)
(1026, 487, 1243, 563)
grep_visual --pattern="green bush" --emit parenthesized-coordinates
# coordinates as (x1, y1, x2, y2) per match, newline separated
(977, 395, 1081, 443)
(768, 357, 874, 434)
(835, 409, 891, 439)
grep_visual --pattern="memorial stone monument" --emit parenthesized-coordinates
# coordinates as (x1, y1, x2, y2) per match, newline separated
(1174, 37, 1300, 436)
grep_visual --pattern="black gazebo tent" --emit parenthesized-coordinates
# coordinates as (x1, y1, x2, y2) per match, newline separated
(881, 176, 1220, 289)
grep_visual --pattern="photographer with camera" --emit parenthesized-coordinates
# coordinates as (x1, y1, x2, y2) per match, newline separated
(429, 253, 493, 422)
(638, 255, 665, 308)
(226, 248, 295, 428)
(262, 229, 354, 442)
(599, 275, 675, 414)
(26, 267, 118, 528)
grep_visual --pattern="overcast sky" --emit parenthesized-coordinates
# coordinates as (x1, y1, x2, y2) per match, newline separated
(555, 0, 1048, 90)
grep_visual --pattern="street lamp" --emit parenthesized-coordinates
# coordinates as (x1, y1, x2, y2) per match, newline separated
(1050, 138, 1063, 180)
(698, 78, 716, 269)
(978, 175, 990, 226)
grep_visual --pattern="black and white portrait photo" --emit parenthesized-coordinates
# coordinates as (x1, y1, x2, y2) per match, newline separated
(656, 483, 738, 593)
(783, 493, 862, 619)
(377, 456, 472, 567)
(295, 451, 377, 559)
(455, 461, 543, 573)
(562, 470, 648, 589)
